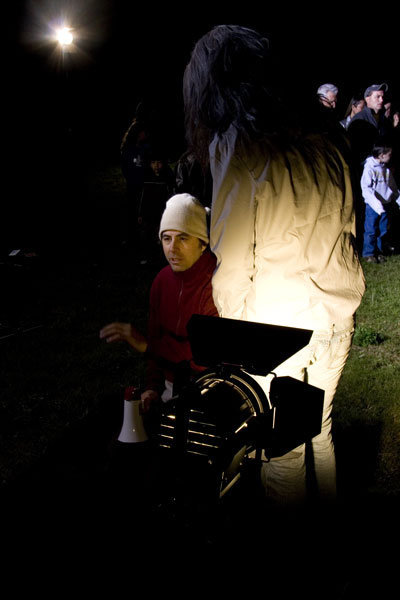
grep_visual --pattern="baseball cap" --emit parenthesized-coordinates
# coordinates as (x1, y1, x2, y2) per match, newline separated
(364, 83, 388, 98)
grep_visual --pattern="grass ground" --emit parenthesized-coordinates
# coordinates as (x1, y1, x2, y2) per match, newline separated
(333, 254, 400, 499)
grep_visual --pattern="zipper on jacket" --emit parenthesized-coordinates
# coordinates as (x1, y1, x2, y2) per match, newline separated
(175, 280, 184, 335)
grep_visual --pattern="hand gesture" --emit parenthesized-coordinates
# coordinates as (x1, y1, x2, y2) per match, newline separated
(99, 322, 147, 353)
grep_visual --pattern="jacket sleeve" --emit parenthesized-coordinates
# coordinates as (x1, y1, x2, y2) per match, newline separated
(361, 165, 385, 215)
(209, 132, 257, 319)
(388, 169, 400, 206)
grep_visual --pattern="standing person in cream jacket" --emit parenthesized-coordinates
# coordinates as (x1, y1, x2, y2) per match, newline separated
(183, 25, 366, 506)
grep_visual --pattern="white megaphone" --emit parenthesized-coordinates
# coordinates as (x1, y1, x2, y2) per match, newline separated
(117, 386, 148, 443)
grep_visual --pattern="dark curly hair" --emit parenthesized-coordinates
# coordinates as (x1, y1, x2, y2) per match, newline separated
(183, 25, 287, 168)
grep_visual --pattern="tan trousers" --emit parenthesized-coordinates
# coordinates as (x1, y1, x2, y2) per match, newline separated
(251, 318, 355, 505)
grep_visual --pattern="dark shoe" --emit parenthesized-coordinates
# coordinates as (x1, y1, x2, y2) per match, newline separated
(364, 256, 378, 263)
(377, 254, 386, 263)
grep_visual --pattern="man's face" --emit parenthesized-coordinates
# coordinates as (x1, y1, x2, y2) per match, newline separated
(161, 230, 205, 272)
(150, 160, 163, 176)
(320, 90, 337, 109)
(366, 91, 384, 112)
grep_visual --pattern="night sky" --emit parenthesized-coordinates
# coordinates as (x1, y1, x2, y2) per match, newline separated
(5, 1, 399, 247)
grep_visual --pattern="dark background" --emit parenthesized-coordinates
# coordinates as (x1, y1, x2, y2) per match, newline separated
(4, 1, 400, 250)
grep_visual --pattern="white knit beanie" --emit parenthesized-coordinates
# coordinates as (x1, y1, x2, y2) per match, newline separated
(159, 193, 209, 243)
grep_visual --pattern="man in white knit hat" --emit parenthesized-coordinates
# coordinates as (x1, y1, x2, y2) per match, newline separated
(158, 192, 210, 272)
(100, 193, 218, 408)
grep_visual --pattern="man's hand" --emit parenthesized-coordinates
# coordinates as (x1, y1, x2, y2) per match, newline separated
(99, 322, 148, 353)
(140, 389, 159, 413)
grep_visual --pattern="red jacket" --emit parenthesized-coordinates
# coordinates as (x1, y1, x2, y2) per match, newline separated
(146, 250, 218, 392)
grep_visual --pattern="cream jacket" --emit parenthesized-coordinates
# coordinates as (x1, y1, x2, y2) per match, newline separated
(209, 126, 365, 331)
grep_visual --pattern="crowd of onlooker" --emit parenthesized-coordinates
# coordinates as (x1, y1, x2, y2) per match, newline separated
(120, 81, 400, 266)
(119, 99, 212, 265)
(317, 82, 400, 263)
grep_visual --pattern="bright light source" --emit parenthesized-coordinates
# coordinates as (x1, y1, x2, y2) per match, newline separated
(56, 27, 73, 47)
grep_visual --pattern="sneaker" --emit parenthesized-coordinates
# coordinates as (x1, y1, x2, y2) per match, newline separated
(364, 256, 378, 263)
(377, 254, 386, 263)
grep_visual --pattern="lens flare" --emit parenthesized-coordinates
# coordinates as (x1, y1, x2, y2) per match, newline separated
(56, 26, 73, 47)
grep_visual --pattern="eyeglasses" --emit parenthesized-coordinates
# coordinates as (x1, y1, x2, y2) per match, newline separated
(318, 94, 336, 108)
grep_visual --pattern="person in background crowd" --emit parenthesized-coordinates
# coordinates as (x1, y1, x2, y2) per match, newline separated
(317, 83, 339, 109)
(348, 83, 392, 165)
(136, 150, 175, 265)
(340, 95, 365, 130)
(361, 141, 400, 262)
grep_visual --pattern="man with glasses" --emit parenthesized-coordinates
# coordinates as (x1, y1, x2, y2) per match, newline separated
(317, 83, 338, 109)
